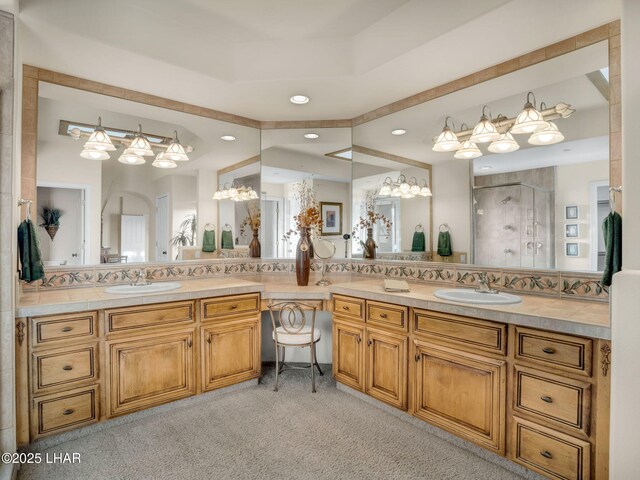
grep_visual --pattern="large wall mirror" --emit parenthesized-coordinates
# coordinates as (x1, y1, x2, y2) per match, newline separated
(260, 128, 352, 259)
(354, 40, 610, 272)
(35, 83, 260, 266)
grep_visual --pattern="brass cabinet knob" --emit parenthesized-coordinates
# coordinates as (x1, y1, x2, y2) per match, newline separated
(415, 354, 420, 362)
(187, 339, 193, 348)
(62, 409, 74, 415)
(207, 336, 212, 344)
(62, 365, 73, 371)
(542, 347, 556, 354)
(356, 336, 361, 343)
(367, 340, 372, 346)
(540, 395, 553, 403)
(539, 450, 553, 459)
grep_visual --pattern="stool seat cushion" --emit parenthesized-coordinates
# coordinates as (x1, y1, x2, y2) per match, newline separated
(273, 326, 321, 345)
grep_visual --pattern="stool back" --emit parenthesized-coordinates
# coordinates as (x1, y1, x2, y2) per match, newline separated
(267, 302, 317, 342)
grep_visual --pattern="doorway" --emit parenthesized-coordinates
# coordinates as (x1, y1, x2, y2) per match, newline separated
(156, 194, 169, 262)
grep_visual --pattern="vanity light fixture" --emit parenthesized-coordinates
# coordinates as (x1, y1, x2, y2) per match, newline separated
(290, 95, 310, 105)
(83, 117, 116, 152)
(528, 120, 564, 145)
(469, 106, 500, 144)
(432, 117, 461, 152)
(454, 140, 482, 159)
(152, 152, 177, 169)
(378, 176, 432, 198)
(488, 131, 520, 153)
(80, 148, 110, 161)
(212, 182, 259, 201)
(118, 148, 146, 165)
(221, 135, 236, 141)
(391, 129, 407, 136)
(128, 125, 154, 157)
(510, 92, 549, 134)
(304, 133, 319, 139)
(163, 131, 189, 162)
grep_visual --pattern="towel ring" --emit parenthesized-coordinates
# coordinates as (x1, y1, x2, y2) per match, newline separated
(223, 223, 232, 231)
(415, 224, 424, 232)
(439, 223, 450, 233)
(204, 223, 215, 230)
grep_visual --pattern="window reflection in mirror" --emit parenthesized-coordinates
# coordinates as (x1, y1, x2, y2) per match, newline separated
(35, 83, 260, 265)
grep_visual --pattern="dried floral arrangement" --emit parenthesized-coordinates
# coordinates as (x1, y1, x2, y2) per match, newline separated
(239, 201, 261, 238)
(352, 191, 392, 239)
(283, 179, 322, 241)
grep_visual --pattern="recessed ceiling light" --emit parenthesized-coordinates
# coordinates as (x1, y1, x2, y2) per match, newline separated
(221, 135, 236, 141)
(391, 129, 407, 136)
(480, 166, 492, 170)
(304, 133, 319, 139)
(290, 95, 310, 105)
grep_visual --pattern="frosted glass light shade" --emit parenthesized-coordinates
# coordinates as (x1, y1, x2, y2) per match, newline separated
(470, 115, 500, 143)
(454, 140, 482, 159)
(528, 121, 565, 145)
(420, 186, 432, 197)
(164, 132, 189, 161)
(118, 148, 145, 165)
(432, 126, 461, 152)
(80, 148, 110, 160)
(511, 103, 549, 134)
(84, 128, 116, 151)
(488, 132, 520, 153)
(129, 127, 154, 156)
(152, 152, 177, 169)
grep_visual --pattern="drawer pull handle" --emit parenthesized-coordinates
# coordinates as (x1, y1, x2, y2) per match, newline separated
(542, 347, 556, 354)
(415, 354, 420, 362)
(62, 409, 74, 416)
(540, 450, 553, 459)
(62, 365, 73, 371)
(379, 313, 387, 318)
(207, 336, 212, 344)
(187, 339, 193, 348)
(342, 306, 349, 310)
(61, 326, 73, 332)
(230, 305, 238, 310)
(540, 395, 553, 403)
(367, 340, 372, 346)
(356, 336, 361, 343)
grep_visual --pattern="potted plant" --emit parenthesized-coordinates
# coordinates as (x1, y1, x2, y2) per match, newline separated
(240, 201, 261, 258)
(39, 204, 64, 241)
(353, 193, 392, 260)
(170, 213, 197, 260)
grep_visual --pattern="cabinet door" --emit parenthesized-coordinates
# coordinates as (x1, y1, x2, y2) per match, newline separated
(413, 340, 506, 453)
(332, 321, 364, 391)
(107, 330, 195, 417)
(365, 329, 407, 410)
(202, 319, 260, 391)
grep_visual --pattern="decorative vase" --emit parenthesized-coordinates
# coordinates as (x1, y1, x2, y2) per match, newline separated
(296, 227, 311, 286)
(249, 228, 260, 258)
(44, 225, 59, 241)
(363, 227, 376, 260)
(306, 228, 314, 258)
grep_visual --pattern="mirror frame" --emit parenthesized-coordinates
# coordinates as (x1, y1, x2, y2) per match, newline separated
(20, 21, 620, 274)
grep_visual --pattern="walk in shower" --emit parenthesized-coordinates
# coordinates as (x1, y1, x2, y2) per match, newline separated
(473, 183, 554, 269)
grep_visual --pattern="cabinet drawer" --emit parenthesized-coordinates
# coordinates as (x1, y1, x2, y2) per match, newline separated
(413, 309, 506, 355)
(32, 385, 99, 439)
(513, 417, 590, 480)
(333, 295, 365, 322)
(515, 327, 592, 377)
(106, 301, 194, 333)
(30, 312, 98, 348)
(32, 344, 98, 394)
(514, 366, 591, 436)
(201, 294, 260, 321)
(366, 301, 408, 333)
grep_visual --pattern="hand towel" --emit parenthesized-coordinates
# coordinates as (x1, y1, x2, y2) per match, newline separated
(18, 219, 45, 283)
(202, 229, 216, 252)
(437, 231, 452, 257)
(411, 231, 426, 252)
(221, 229, 234, 249)
(602, 211, 622, 287)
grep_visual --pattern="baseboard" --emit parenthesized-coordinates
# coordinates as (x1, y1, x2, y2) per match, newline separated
(336, 382, 545, 480)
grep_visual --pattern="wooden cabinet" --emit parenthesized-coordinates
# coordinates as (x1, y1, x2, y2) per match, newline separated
(106, 330, 196, 417)
(365, 328, 407, 409)
(31, 385, 99, 438)
(332, 320, 365, 391)
(202, 319, 260, 391)
(333, 295, 365, 322)
(412, 340, 506, 453)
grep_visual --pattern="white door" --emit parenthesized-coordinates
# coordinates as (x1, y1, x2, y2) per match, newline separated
(156, 194, 169, 262)
(121, 215, 147, 263)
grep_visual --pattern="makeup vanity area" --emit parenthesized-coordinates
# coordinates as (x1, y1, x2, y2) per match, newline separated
(15, 22, 620, 480)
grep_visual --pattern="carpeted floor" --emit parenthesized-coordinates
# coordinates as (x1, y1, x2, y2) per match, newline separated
(18, 365, 525, 480)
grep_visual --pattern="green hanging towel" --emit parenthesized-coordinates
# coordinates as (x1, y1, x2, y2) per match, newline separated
(411, 231, 426, 252)
(18, 219, 45, 283)
(221, 229, 234, 249)
(202, 229, 216, 253)
(602, 211, 622, 287)
(437, 231, 452, 257)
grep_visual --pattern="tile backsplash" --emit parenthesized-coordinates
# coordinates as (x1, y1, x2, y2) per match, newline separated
(21, 258, 609, 302)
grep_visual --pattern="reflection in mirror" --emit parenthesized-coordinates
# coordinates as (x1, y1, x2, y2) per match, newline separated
(35, 83, 260, 265)
(354, 40, 609, 272)
(260, 128, 352, 259)
(315, 238, 337, 286)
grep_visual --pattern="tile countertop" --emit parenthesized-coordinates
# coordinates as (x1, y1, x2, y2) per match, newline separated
(16, 275, 610, 339)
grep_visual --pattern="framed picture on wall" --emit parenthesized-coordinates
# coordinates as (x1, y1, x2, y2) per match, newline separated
(565, 242, 580, 257)
(565, 205, 579, 220)
(565, 224, 579, 238)
(320, 202, 342, 236)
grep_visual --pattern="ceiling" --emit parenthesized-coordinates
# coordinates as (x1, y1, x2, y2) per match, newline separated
(18, 0, 620, 120)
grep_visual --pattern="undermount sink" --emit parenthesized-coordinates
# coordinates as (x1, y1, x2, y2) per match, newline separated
(104, 282, 182, 295)
(434, 288, 522, 305)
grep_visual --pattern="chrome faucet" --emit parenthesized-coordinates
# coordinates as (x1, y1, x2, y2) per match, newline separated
(475, 272, 498, 294)
(131, 270, 149, 286)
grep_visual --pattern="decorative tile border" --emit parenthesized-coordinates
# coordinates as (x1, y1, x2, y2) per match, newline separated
(24, 258, 609, 303)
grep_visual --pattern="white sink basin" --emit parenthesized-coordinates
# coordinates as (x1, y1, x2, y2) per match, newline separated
(434, 288, 522, 305)
(104, 282, 182, 295)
